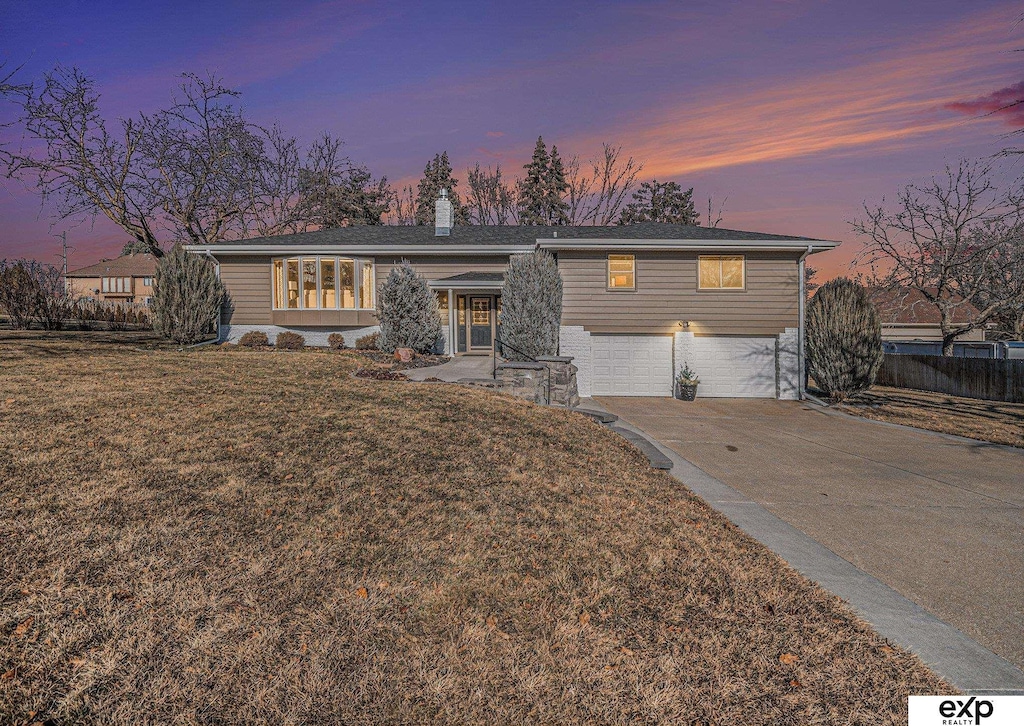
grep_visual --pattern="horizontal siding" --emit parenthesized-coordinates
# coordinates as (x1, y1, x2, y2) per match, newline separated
(220, 256, 272, 325)
(374, 255, 508, 284)
(558, 250, 801, 335)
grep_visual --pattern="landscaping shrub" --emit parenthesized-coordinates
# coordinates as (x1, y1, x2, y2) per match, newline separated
(327, 332, 346, 350)
(806, 277, 884, 401)
(275, 331, 305, 350)
(0, 259, 74, 330)
(376, 262, 442, 353)
(152, 245, 224, 345)
(500, 250, 563, 360)
(239, 331, 270, 348)
(355, 331, 380, 350)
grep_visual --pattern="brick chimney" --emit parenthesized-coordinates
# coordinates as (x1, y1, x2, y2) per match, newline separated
(435, 188, 453, 236)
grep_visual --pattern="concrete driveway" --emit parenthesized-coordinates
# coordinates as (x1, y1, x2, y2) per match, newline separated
(598, 396, 1024, 670)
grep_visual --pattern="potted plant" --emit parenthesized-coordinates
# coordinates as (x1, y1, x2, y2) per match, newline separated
(675, 363, 699, 401)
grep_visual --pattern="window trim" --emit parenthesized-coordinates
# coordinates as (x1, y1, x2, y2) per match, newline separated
(697, 254, 746, 291)
(271, 255, 375, 311)
(607, 254, 636, 291)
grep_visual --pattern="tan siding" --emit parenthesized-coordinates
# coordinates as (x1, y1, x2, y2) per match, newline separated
(220, 256, 273, 325)
(558, 250, 801, 335)
(374, 255, 509, 284)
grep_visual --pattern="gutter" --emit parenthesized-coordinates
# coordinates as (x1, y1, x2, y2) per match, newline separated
(797, 245, 814, 400)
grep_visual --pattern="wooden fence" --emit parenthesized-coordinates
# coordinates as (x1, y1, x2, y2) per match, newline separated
(876, 354, 1024, 404)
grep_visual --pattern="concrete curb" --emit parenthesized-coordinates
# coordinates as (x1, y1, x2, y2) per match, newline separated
(584, 399, 1024, 694)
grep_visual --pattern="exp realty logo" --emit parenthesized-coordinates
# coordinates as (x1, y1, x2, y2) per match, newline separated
(909, 696, 1024, 725)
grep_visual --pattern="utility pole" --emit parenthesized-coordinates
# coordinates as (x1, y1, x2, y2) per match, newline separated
(55, 231, 75, 292)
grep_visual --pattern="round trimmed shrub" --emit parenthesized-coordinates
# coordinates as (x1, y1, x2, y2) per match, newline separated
(327, 332, 346, 350)
(239, 331, 269, 348)
(806, 277, 883, 401)
(355, 331, 380, 350)
(275, 331, 306, 350)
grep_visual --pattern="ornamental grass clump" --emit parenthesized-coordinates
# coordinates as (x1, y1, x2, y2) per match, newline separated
(152, 245, 224, 345)
(376, 261, 442, 354)
(806, 277, 884, 401)
(500, 250, 563, 360)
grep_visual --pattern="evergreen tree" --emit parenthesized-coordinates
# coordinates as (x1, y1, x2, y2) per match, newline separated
(376, 261, 443, 353)
(500, 250, 563, 359)
(545, 145, 570, 225)
(619, 180, 700, 225)
(414, 152, 467, 225)
(806, 277, 884, 401)
(152, 245, 224, 345)
(517, 137, 551, 225)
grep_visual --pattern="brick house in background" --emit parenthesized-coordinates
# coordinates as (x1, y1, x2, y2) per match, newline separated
(868, 287, 985, 343)
(65, 253, 159, 305)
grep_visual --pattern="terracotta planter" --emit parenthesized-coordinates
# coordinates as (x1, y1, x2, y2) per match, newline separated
(676, 382, 698, 401)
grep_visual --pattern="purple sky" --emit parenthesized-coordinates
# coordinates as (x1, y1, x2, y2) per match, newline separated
(2, 0, 1022, 278)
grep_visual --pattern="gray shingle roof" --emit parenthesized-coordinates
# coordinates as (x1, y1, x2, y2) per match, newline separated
(209, 222, 824, 247)
(431, 271, 505, 283)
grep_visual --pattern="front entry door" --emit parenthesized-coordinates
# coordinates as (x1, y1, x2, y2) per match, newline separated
(468, 296, 493, 351)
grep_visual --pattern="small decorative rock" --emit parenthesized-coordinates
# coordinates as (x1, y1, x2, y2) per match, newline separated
(394, 348, 415, 363)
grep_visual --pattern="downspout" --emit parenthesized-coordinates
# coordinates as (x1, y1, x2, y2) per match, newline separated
(797, 245, 814, 399)
(203, 249, 223, 344)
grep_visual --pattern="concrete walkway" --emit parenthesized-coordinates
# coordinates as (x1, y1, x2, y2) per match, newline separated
(405, 355, 493, 382)
(596, 396, 1024, 692)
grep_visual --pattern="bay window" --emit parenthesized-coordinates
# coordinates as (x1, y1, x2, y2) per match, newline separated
(272, 256, 375, 310)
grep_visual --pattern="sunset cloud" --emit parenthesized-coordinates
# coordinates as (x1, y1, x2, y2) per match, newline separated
(946, 80, 1024, 127)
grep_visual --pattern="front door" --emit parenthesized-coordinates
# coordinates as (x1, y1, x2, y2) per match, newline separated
(468, 296, 493, 351)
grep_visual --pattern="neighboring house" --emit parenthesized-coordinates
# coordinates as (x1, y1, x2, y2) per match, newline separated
(868, 287, 985, 343)
(66, 253, 159, 305)
(184, 193, 837, 399)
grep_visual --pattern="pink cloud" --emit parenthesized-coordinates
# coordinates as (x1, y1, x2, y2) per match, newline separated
(946, 80, 1024, 127)
(485, 131, 505, 138)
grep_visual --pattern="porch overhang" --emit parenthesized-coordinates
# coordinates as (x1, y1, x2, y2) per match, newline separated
(428, 272, 504, 290)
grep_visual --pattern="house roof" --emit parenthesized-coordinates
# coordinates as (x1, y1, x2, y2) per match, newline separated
(183, 223, 838, 255)
(427, 271, 505, 289)
(66, 253, 158, 278)
(869, 287, 981, 326)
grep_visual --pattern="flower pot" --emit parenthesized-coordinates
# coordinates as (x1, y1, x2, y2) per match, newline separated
(676, 382, 698, 401)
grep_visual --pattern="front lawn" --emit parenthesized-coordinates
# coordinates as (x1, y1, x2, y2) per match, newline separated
(1, 335, 947, 724)
(839, 385, 1024, 448)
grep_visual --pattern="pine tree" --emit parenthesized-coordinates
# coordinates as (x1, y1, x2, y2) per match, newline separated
(500, 250, 563, 359)
(376, 261, 443, 353)
(545, 145, 570, 225)
(806, 277, 884, 401)
(518, 137, 550, 225)
(152, 245, 225, 345)
(619, 180, 699, 225)
(414, 152, 467, 225)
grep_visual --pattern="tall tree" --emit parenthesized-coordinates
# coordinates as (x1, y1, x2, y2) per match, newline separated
(851, 160, 1024, 354)
(517, 137, 551, 225)
(466, 163, 518, 225)
(545, 145, 570, 225)
(619, 180, 700, 225)
(566, 143, 644, 225)
(414, 152, 467, 225)
(315, 167, 392, 227)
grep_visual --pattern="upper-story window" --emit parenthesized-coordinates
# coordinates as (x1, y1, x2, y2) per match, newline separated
(607, 254, 635, 290)
(698, 255, 745, 290)
(272, 257, 375, 310)
(102, 276, 132, 293)
(142, 277, 153, 286)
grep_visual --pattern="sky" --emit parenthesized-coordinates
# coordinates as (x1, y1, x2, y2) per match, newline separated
(1, 0, 1022, 279)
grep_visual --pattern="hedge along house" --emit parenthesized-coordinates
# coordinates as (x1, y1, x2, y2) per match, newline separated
(184, 191, 838, 399)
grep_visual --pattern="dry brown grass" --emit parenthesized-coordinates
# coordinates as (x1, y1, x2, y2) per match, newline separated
(840, 386, 1024, 448)
(1, 333, 949, 724)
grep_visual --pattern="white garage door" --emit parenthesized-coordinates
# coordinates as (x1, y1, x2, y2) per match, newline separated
(690, 337, 776, 397)
(592, 335, 673, 396)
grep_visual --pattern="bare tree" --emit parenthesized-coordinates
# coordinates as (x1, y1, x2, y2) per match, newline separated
(706, 195, 727, 228)
(977, 224, 1024, 339)
(565, 143, 643, 225)
(387, 184, 417, 226)
(851, 160, 1024, 354)
(7, 65, 161, 254)
(465, 163, 518, 225)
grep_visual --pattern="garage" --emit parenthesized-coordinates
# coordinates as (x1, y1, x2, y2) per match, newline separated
(591, 335, 673, 396)
(689, 337, 776, 397)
